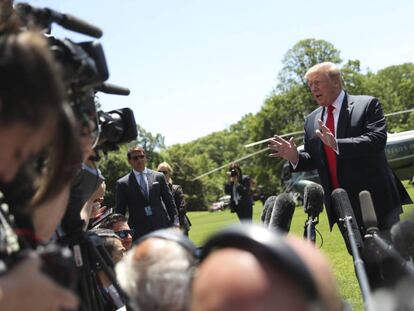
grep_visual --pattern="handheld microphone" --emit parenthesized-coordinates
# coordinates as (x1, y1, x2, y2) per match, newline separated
(332, 188, 373, 309)
(269, 193, 296, 233)
(360, 191, 414, 278)
(391, 220, 414, 261)
(303, 184, 324, 242)
(15, 3, 103, 38)
(262, 196, 277, 227)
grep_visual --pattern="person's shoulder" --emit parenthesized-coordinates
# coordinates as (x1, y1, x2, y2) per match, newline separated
(347, 94, 376, 104)
(149, 169, 163, 178)
(172, 184, 182, 191)
(305, 106, 323, 120)
(242, 174, 251, 181)
(117, 172, 131, 183)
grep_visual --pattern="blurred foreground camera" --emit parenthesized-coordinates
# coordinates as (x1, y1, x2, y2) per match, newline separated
(16, 2, 138, 153)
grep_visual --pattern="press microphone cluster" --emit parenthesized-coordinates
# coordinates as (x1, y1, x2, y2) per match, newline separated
(360, 191, 414, 277)
(303, 183, 324, 243)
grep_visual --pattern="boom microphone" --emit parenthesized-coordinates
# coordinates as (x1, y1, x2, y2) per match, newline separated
(262, 196, 276, 226)
(391, 220, 414, 261)
(269, 193, 296, 233)
(303, 183, 324, 217)
(15, 3, 103, 38)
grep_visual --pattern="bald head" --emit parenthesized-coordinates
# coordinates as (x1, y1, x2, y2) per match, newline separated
(191, 236, 342, 311)
(116, 236, 195, 311)
(191, 248, 309, 311)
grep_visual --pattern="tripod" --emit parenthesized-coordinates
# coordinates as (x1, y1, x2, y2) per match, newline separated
(61, 229, 131, 311)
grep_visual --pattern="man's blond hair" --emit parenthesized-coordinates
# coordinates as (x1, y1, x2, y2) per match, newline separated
(304, 62, 341, 84)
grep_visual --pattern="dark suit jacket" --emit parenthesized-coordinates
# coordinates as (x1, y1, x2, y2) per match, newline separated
(224, 175, 253, 220)
(295, 93, 412, 230)
(115, 168, 178, 239)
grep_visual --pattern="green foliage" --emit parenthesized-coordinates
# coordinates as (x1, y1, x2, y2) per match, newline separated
(277, 38, 342, 91)
(99, 145, 130, 207)
(364, 63, 414, 132)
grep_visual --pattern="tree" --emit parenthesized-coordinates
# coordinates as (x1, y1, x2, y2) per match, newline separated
(277, 39, 342, 91)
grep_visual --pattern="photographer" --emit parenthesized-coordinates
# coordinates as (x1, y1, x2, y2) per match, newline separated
(0, 28, 81, 310)
(224, 163, 253, 222)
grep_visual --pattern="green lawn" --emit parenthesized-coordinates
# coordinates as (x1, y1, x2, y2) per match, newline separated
(187, 181, 414, 311)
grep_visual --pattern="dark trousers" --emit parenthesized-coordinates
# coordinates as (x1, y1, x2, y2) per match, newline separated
(235, 204, 253, 223)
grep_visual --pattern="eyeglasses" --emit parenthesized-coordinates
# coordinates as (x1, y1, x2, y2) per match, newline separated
(158, 171, 169, 175)
(131, 155, 146, 161)
(115, 229, 134, 239)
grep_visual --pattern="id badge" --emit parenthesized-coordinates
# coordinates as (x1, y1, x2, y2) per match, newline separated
(144, 206, 153, 216)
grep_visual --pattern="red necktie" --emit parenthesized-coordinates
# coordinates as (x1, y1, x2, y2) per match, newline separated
(324, 105, 339, 189)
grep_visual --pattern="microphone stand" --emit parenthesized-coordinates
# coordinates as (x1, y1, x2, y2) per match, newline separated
(304, 215, 318, 243)
(339, 216, 374, 311)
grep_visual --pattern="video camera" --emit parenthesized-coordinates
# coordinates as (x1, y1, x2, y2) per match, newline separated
(15, 2, 138, 153)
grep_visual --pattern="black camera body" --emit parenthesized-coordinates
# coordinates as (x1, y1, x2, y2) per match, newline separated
(230, 169, 238, 177)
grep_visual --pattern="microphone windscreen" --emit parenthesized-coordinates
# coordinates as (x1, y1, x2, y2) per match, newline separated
(331, 188, 363, 247)
(303, 183, 324, 216)
(269, 193, 296, 233)
(359, 190, 378, 233)
(263, 196, 277, 226)
(390, 220, 414, 260)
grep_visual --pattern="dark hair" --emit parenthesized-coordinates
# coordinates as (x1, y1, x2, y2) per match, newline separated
(127, 145, 145, 160)
(99, 213, 127, 230)
(0, 31, 81, 205)
(229, 162, 243, 183)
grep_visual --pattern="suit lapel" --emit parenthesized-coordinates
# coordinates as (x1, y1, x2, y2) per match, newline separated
(314, 106, 325, 158)
(336, 93, 354, 139)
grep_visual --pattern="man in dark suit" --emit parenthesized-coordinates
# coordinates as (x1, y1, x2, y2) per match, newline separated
(269, 62, 413, 289)
(268, 62, 412, 234)
(115, 145, 179, 240)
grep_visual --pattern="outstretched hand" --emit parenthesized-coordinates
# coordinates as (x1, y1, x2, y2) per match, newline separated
(268, 135, 299, 164)
(315, 119, 337, 150)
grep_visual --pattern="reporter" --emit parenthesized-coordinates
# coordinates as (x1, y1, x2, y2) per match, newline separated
(0, 30, 81, 202)
(0, 29, 81, 311)
(158, 162, 191, 236)
(224, 163, 253, 222)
